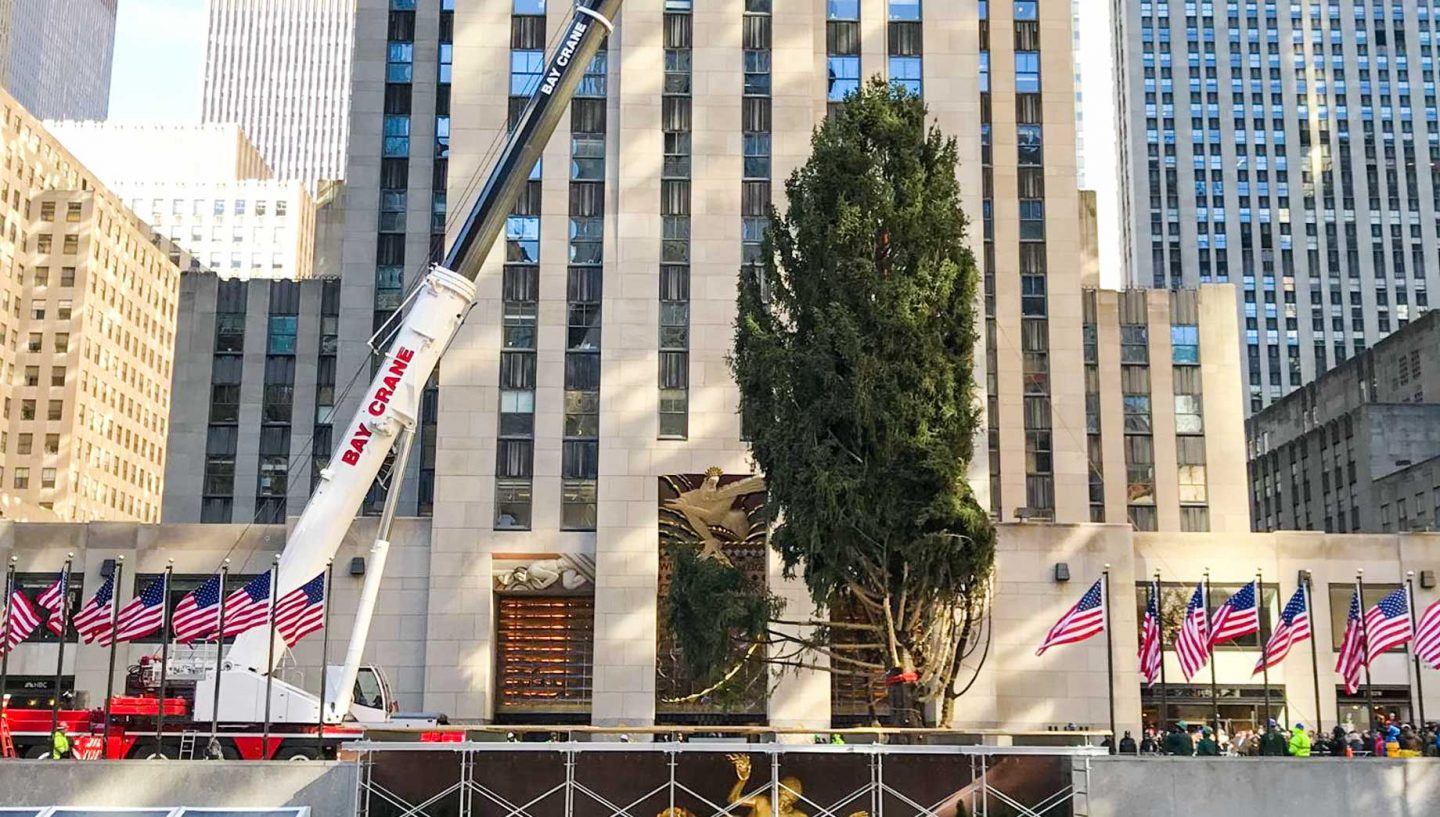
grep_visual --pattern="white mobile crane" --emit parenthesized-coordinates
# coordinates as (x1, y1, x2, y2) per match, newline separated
(161, 0, 624, 757)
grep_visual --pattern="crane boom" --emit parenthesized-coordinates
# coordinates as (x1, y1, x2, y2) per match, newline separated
(225, 0, 624, 676)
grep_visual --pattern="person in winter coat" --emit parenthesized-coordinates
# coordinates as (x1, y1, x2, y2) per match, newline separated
(1395, 725, 1422, 758)
(1330, 726, 1349, 757)
(1196, 727, 1221, 756)
(1163, 722, 1195, 756)
(1288, 724, 1312, 757)
(1259, 720, 1289, 756)
(1139, 729, 1160, 754)
(1118, 731, 1138, 754)
(1383, 725, 1402, 757)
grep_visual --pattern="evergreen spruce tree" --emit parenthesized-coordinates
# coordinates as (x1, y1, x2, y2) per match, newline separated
(667, 79, 994, 725)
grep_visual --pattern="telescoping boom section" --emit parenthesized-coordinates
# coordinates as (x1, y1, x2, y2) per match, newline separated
(224, 0, 624, 680)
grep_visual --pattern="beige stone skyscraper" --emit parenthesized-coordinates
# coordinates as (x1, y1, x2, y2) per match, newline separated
(202, 0, 355, 184)
(0, 89, 181, 523)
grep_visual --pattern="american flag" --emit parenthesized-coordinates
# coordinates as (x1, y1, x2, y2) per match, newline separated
(1363, 587, 1413, 664)
(275, 573, 326, 647)
(102, 577, 168, 646)
(1175, 582, 1211, 680)
(1035, 579, 1106, 655)
(171, 574, 224, 644)
(1139, 580, 1162, 686)
(1415, 598, 1440, 670)
(1335, 587, 1365, 695)
(0, 588, 41, 655)
(35, 572, 68, 637)
(221, 570, 275, 637)
(71, 573, 116, 643)
(1210, 581, 1260, 646)
(1254, 586, 1310, 674)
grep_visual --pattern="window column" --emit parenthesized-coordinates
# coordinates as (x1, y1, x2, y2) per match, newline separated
(495, 0, 546, 530)
(258, 281, 299, 524)
(202, 279, 245, 523)
(1120, 292, 1156, 531)
(659, 2, 692, 439)
(1082, 291, 1104, 522)
(563, 45, 608, 530)
(1016, 0, 1053, 517)
(979, 0, 1000, 517)
(311, 279, 339, 492)
(741, 0, 771, 323)
(1170, 291, 1208, 531)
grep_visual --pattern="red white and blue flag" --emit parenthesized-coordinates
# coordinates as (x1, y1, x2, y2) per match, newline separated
(172, 575, 224, 644)
(1414, 598, 1440, 670)
(1254, 585, 1310, 674)
(1335, 587, 1365, 695)
(1210, 581, 1260, 646)
(1363, 587, 1413, 664)
(1036, 579, 1105, 655)
(275, 574, 326, 647)
(1175, 582, 1211, 680)
(0, 588, 41, 655)
(1139, 580, 1162, 686)
(221, 571, 275, 637)
(35, 573, 68, 637)
(102, 577, 168, 646)
(71, 573, 116, 643)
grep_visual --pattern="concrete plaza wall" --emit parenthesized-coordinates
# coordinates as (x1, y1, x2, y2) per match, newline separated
(1078, 757, 1440, 816)
(0, 760, 359, 816)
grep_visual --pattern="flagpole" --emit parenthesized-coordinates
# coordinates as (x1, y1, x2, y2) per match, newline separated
(1, 557, 16, 707)
(1257, 569, 1270, 728)
(1102, 565, 1116, 753)
(317, 559, 333, 757)
(262, 556, 280, 758)
(50, 553, 73, 734)
(101, 557, 124, 754)
(156, 561, 174, 745)
(209, 560, 229, 753)
(1302, 570, 1323, 737)
(1356, 570, 1377, 731)
(1406, 572, 1425, 727)
(1156, 570, 1168, 732)
(1204, 568, 1219, 735)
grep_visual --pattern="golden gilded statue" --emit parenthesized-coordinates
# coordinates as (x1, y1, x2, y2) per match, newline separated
(724, 754, 868, 817)
(727, 754, 806, 817)
(661, 468, 765, 566)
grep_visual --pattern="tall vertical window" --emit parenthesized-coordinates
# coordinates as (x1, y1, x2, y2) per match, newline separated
(1083, 292, 1104, 522)
(563, 45, 608, 532)
(659, 5, 693, 439)
(1016, 4, 1052, 518)
(980, 0, 999, 517)
(312, 280, 341, 493)
(1120, 293, 1155, 531)
(1171, 292, 1208, 531)
(257, 282, 299, 524)
(203, 280, 247, 523)
(495, 0, 546, 530)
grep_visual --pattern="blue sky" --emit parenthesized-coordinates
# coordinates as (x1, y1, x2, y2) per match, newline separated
(108, 0, 206, 121)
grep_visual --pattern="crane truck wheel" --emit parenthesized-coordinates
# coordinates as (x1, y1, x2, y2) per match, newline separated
(275, 746, 320, 761)
(23, 744, 49, 759)
(130, 741, 178, 760)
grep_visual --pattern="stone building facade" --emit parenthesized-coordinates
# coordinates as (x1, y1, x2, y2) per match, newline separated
(2, 519, 1435, 739)
(0, 89, 181, 523)
(1248, 309, 1440, 533)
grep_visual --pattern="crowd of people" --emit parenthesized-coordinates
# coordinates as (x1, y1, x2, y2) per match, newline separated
(1112, 719, 1440, 758)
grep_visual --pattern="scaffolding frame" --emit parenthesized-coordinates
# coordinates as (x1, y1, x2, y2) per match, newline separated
(351, 742, 1098, 817)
